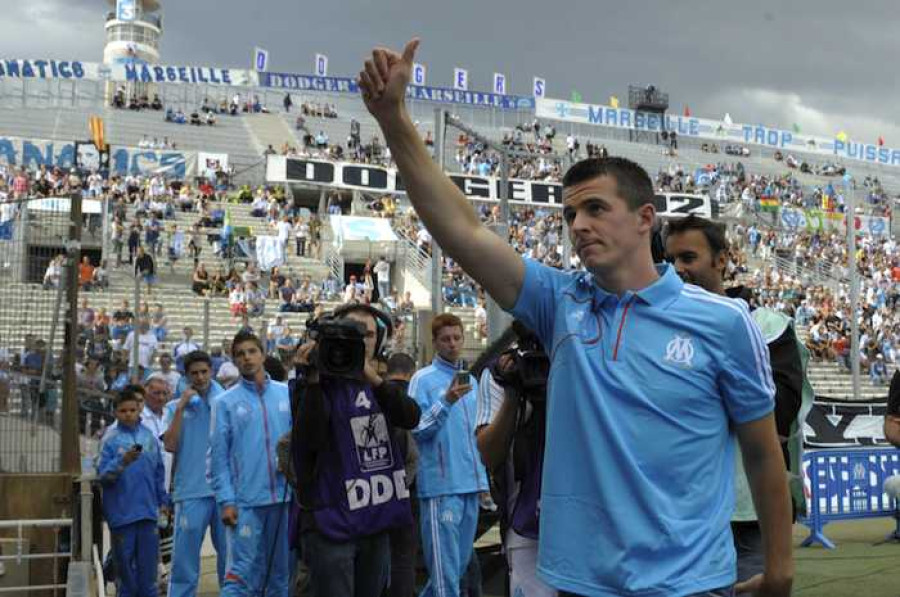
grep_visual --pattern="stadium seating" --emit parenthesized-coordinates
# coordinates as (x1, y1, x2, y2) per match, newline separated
(0, 91, 896, 405)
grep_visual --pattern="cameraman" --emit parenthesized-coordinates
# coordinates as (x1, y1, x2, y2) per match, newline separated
(475, 323, 556, 597)
(292, 305, 420, 597)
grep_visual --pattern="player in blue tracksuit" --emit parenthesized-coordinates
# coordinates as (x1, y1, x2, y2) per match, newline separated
(209, 331, 292, 597)
(98, 385, 170, 597)
(162, 351, 227, 597)
(410, 313, 488, 597)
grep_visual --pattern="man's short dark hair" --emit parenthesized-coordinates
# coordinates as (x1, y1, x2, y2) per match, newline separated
(562, 157, 655, 211)
(116, 384, 145, 407)
(183, 350, 212, 373)
(664, 214, 729, 257)
(231, 330, 264, 358)
(264, 355, 287, 382)
(386, 353, 416, 377)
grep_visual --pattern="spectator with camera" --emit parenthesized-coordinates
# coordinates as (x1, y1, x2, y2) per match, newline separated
(291, 304, 420, 597)
(162, 351, 227, 597)
(209, 331, 293, 596)
(475, 321, 555, 597)
(409, 313, 488, 597)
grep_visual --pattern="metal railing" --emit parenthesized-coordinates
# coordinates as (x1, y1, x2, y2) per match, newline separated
(395, 227, 432, 288)
(771, 253, 847, 291)
(0, 518, 72, 594)
(319, 222, 345, 282)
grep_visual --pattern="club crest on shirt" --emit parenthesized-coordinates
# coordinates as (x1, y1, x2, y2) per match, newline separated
(663, 334, 695, 369)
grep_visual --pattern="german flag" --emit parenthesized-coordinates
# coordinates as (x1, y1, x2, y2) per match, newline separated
(88, 115, 105, 150)
(759, 197, 780, 212)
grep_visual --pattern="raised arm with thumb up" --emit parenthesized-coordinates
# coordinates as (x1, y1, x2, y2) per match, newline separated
(359, 38, 420, 123)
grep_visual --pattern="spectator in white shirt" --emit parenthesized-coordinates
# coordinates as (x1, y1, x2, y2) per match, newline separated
(276, 216, 292, 248)
(153, 352, 181, 394)
(42, 255, 63, 290)
(123, 320, 159, 370)
(343, 275, 359, 304)
(373, 256, 391, 301)
(172, 327, 201, 372)
(474, 298, 488, 339)
(293, 217, 309, 257)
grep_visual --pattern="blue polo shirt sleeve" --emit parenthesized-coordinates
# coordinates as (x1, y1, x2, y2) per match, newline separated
(509, 258, 566, 348)
(719, 307, 776, 424)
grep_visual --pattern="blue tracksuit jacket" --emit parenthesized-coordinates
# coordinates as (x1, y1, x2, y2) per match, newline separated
(208, 374, 292, 507)
(97, 418, 169, 529)
(409, 356, 488, 498)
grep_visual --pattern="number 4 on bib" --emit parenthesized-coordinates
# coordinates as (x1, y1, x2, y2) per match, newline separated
(355, 391, 372, 410)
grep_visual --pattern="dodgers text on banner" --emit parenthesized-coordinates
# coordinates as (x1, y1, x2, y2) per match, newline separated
(266, 156, 711, 217)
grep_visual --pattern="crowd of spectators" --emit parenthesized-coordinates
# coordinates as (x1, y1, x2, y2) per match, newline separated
(111, 86, 164, 112)
(733, 223, 900, 385)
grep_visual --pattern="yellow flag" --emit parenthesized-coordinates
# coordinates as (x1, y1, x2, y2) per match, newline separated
(609, 95, 619, 109)
(836, 131, 848, 142)
(89, 115, 105, 150)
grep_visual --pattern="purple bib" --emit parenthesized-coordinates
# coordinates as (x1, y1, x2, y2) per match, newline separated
(510, 437, 543, 539)
(309, 380, 412, 541)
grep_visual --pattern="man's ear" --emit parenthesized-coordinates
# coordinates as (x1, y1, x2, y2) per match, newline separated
(636, 202, 656, 234)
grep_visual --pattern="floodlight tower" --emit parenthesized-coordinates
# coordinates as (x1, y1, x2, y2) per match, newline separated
(103, 0, 164, 99)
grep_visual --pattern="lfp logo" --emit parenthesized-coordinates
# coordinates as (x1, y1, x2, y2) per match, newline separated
(555, 102, 570, 119)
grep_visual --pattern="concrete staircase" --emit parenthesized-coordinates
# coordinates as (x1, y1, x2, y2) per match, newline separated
(244, 113, 297, 154)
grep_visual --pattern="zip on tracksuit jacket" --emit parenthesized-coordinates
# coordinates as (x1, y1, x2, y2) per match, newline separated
(97, 418, 169, 529)
(208, 375, 292, 508)
(409, 356, 488, 498)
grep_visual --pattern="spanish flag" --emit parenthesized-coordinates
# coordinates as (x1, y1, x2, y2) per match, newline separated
(822, 194, 834, 211)
(759, 197, 780, 212)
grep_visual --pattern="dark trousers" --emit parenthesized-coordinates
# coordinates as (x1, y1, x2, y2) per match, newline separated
(731, 521, 764, 583)
(302, 530, 390, 597)
(110, 519, 159, 597)
(388, 521, 417, 597)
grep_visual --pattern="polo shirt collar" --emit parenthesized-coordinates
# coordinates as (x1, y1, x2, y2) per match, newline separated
(634, 264, 683, 307)
(583, 264, 683, 309)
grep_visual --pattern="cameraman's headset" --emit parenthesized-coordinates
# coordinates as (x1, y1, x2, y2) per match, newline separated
(330, 303, 395, 358)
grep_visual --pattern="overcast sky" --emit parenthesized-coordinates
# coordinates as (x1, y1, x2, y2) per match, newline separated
(6, 0, 900, 144)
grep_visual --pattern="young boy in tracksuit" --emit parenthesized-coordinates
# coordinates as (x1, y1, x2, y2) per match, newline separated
(410, 314, 489, 597)
(209, 331, 293, 597)
(98, 385, 170, 597)
(162, 351, 227, 597)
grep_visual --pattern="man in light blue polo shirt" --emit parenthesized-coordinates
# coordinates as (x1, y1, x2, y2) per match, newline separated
(161, 350, 226, 597)
(358, 38, 793, 597)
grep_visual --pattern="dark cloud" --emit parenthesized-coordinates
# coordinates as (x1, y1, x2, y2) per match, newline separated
(5, 0, 900, 142)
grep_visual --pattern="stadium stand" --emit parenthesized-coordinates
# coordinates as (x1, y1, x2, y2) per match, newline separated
(0, 70, 897, 412)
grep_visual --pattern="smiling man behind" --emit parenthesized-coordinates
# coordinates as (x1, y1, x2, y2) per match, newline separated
(357, 39, 793, 597)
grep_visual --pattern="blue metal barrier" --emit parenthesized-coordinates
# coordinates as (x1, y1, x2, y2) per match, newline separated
(800, 448, 900, 548)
